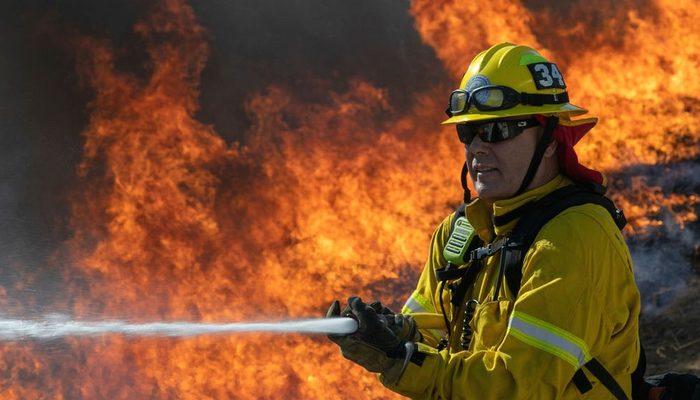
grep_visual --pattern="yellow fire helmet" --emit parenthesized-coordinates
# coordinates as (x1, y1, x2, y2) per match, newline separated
(442, 42, 588, 125)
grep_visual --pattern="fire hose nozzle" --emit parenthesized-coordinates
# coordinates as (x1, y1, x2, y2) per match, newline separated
(342, 312, 446, 333)
(289, 317, 359, 335)
(324, 317, 359, 335)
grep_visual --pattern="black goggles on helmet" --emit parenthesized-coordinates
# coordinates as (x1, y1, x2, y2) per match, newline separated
(456, 118, 540, 146)
(445, 85, 569, 116)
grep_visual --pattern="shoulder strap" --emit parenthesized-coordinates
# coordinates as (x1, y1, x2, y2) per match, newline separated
(580, 358, 629, 400)
(503, 184, 626, 297)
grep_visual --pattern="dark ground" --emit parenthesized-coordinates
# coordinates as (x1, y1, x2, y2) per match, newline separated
(642, 276, 700, 375)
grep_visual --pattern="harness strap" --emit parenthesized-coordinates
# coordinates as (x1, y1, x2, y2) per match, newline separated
(449, 259, 484, 308)
(572, 369, 593, 393)
(585, 358, 629, 400)
(503, 184, 626, 297)
(436, 267, 468, 281)
(572, 358, 629, 400)
(492, 201, 536, 227)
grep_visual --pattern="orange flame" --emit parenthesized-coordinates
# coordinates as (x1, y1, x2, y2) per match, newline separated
(0, 0, 698, 398)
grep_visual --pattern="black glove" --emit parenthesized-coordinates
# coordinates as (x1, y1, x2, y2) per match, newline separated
(366, 300, 422, 343)
(344, 297, 407, 357)
(325, 297, 414, 385)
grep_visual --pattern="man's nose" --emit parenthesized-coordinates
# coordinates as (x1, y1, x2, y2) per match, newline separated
(467, 135, 489, 155)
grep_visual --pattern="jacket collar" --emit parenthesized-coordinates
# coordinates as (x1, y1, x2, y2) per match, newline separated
(465, 174, 572, 242)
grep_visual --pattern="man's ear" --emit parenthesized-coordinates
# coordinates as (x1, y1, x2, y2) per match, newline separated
(543, 139, 557, 158)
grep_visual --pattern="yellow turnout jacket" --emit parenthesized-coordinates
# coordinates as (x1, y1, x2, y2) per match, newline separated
(382, 175, 641, 399)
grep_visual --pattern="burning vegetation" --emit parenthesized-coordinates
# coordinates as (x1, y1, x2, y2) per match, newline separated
(0, 0, 698, 398)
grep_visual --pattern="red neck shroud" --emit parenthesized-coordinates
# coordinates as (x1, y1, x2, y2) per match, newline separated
(533, 114, 605, 187)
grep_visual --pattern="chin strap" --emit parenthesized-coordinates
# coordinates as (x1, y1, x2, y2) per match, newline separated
(515, 116, 558, 196)
(460, 161, 471, 203)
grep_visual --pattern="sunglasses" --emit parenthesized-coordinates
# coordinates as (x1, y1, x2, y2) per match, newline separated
(456, 118, 540, 145)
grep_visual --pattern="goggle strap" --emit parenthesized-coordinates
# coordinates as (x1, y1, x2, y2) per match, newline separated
(447, 90, 570, 117)
(520, 92, 569, 106)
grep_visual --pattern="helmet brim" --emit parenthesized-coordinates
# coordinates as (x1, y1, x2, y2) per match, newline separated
(441, 103, 589, 125)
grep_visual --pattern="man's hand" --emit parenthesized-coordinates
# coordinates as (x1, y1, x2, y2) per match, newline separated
(325, 297, 415, 384)
(366, 300, 422, 343)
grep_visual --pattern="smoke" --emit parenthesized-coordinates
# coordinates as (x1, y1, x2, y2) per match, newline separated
(522, 0, 661, 64)
(0, 2, 89, 311)
(190, 0, 447, 140)
(611, 160, 700, 312)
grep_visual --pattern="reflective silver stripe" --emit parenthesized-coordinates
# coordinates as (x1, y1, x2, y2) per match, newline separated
(508, 315, 588, 367)
(403, 296, 427, 313)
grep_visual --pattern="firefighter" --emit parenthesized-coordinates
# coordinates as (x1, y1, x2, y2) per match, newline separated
(326, 42, 643, 399)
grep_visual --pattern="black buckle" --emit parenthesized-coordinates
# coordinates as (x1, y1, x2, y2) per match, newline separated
(469, 237, 507, 262)
(470, 244, 493, 261)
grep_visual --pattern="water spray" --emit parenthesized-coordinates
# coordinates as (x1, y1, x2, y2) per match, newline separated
(0, 315, 359, 340)
(0, 313, 445, 341)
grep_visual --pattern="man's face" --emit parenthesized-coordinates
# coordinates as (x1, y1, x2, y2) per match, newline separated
(465, 121, 541, 202)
